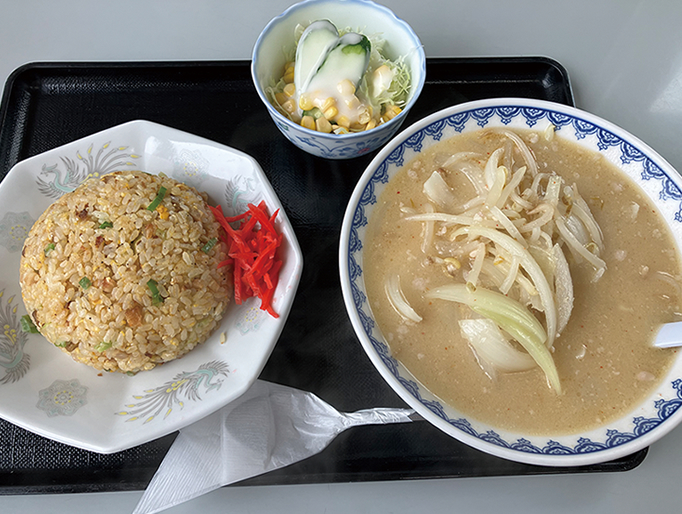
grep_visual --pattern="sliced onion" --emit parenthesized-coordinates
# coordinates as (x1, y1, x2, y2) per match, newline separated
(527, 245, 555, 288)
(460, 318, 536, 373)
(442, 151, 482, 169)
(499, 255, 520, 295)
(385, 274, 422, 322)
(452, 225, 557, 346)
(553, 243, 574, 335)
(502, 139, 514, 172)
(484, 148, 505, 189)
(480, 258, 507, 286)
(426, 284, 560, 392)
(481, 258, 538, 299)
(423, 170, 456, 209)
(485, 165, 508, 207)
(456, 161, 488, 196)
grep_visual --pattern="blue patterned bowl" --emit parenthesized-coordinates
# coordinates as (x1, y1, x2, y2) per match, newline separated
(339, 98, 682, 466)
(251, 0, 425, 160)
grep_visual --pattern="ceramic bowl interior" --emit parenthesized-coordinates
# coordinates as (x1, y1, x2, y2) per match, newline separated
(339, 98, 682, 466)
(251, 0, 426, 159)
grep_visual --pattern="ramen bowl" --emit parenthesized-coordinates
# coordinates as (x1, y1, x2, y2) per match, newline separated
(339, 97, 682, 466)
(251, 0, 426, 160)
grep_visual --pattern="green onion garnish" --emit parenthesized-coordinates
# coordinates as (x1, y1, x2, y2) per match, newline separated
(95, 341, 113, 352)
(201, 237, 218, 254)
(99, 221, 113, 229)
(147, 279, 164, 305)
(79, 277, 91, 290)
(44, 243, 56, 255)
(55, 341, 68, 348)
(147, 186, 167, 211)
(20, 314, 39, 333)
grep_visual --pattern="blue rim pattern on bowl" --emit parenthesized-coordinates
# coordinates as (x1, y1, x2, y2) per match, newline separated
(343, 100, 682, 465)
(251, 0, 426, 159)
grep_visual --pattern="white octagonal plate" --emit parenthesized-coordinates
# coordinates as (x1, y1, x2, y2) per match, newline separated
(0, 120, 303, 453)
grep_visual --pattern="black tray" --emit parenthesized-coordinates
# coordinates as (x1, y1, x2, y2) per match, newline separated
(0, 58, 646, 495)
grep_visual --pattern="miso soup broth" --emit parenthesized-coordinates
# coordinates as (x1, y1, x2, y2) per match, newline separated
(364, 128, 681, 435)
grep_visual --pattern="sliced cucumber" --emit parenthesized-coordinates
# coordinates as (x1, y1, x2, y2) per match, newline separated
(306, 32, 371, 94)
(294, 20, 339, 94)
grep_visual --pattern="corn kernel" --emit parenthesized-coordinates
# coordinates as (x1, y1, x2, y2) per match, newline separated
(365, 119, 377, 131)
(315, 117, 333, 133)
(321, 97, 336, 111)
(323, 106, 339, 120)
(281, 98, 296, 114)
(283, 83, 296, 97)
(383, 104, 402, 121)
(337, 79, 355, 95)
(300, 115, 316, 130)
(274, 92, 287, 106)
(345, 95, 361, 110)
(283, 66, 295, 84)
(358, 108, 371, 124)
(336, 115, 351, 129)
(299, 93, 314, 111)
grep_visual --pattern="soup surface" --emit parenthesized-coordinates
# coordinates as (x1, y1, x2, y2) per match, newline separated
(364, 128, 681, 435)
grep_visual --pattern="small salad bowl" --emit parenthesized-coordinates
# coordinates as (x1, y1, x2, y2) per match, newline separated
(251, 0, 426, 160)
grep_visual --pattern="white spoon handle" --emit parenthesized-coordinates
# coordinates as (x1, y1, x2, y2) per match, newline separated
(653, 321, 682, 348)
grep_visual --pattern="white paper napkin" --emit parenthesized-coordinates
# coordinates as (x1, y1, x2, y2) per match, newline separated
(133, 379, 416, 514)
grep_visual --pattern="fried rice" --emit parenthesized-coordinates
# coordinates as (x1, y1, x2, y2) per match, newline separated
(19, 170, 231, 373)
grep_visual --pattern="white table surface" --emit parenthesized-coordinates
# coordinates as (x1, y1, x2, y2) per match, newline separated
(2, 0, 681, 512)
